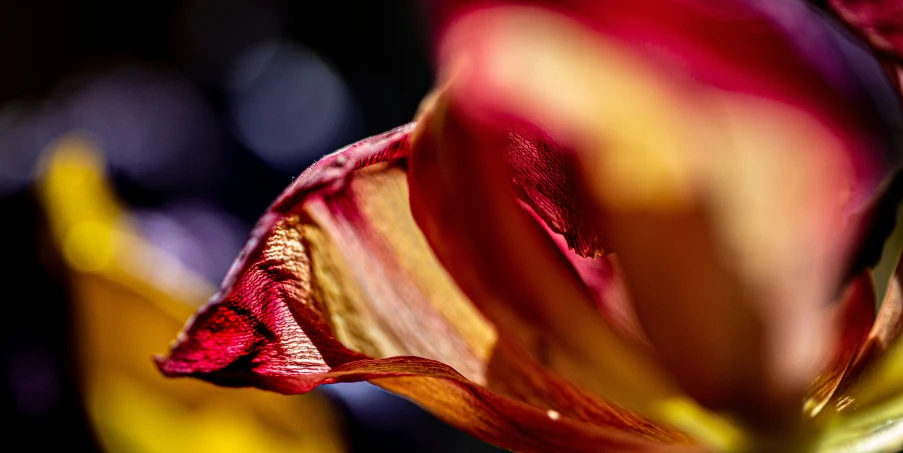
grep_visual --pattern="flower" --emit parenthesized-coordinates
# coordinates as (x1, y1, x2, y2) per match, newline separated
(157, 1, 903, 451)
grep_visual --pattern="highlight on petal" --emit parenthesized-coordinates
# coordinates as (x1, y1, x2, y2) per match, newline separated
(432, 4, 891, 430)
(807, 207, 903, 452)
(804, 271, 876, 418)
(822, 189, 903, 408)
(37, 133, 346, 453)
(823, 217, 903, 415)
(156, 126, 697, 452)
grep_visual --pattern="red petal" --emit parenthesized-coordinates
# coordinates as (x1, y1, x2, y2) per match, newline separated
(157, 125, 691, 451)
(826, 251, 903, 412)
(862, 263, 903, 365)
(408, 98, 685, 417)
(506, 124, 604, 258)
(823, 180, 903, 408)
(828, 0, 903, 63)
(437, 0, 888, 152)
(430, 5, 891, 428)
(523, 201, 646, 345)
(485, 339, 689, 444)
(158, 124, 418, 384)
(804, 271, 877, 417)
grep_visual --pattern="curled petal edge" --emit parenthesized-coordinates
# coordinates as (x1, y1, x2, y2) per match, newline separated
(156, 124, 698, 452)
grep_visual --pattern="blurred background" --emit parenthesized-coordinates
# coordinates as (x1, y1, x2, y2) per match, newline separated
(0, 0, 503, 451)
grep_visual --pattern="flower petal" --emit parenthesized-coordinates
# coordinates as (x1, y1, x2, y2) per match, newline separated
(505, 124, 604, 258)
(827, 0, 903, 63)
(159, 123, 493, 384)
(824, 232, 903, 414)
(157, 126, 694, 451)
(812, 247, 903, 453)
(408, 99, 680, 410)
(804, 271, 876, 418)
(524, 200, 646, 345)
(425, 89, 648, 345)
(434, 4, 889, 428)
(409, 96, 749, 450)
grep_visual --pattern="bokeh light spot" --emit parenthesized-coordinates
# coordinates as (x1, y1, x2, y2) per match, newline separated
(228, 40, 359, 174)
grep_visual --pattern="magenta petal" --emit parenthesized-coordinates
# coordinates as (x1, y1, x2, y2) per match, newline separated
(156, 124, 418, 388)
(829, 0, 903, 63)
(506, 125, 604, 258)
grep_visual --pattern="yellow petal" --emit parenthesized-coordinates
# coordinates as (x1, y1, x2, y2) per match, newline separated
(37, 133, 346, 453)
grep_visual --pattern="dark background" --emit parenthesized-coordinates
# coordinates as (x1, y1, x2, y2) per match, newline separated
(0, 1, 501, 451)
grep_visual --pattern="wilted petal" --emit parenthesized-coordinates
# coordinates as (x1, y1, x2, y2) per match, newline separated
(424, 92, 647, 345)
(157, 126, 695, 451)
(409, 99, 682, 409)
(522, 200, 646, 344)
(504, 126, 649, 343)
(505, 124, 604, 258)
(158, 124, 491, 384)
(409, 96, 752, 450)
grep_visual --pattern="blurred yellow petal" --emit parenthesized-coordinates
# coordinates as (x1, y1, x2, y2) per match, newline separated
(37, 132, 346, 453)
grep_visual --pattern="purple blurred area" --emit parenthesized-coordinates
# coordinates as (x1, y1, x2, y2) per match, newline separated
(0, 1, 502, 452)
